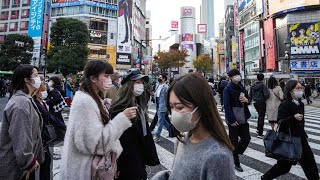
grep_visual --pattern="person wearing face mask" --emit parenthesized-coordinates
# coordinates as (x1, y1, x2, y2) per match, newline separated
(106, 71, 121, 104)
(262, 80, 319, 180)
(223, 69, 251, 172)
(110, 69, 160, 180)
(151, 73, 235, 180)
(60, 60, 137, 179)
(33, 82, 67, 180)
(0, 65, 44, 180)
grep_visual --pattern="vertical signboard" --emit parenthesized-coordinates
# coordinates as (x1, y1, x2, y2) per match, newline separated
(28, 0, 45, 63)
(117, 0, 133, 65)
(239, 31, 244, 60)
(233, 0, 238, 28)
(264, 18, 276, 70)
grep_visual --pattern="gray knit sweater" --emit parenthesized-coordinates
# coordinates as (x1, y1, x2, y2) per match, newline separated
(151, 135, 236, 180)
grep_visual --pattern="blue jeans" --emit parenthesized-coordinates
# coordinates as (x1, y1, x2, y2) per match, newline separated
(156, 111, 170, 138)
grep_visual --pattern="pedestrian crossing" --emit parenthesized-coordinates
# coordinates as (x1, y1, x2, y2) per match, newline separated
(147, 105, 320, 180)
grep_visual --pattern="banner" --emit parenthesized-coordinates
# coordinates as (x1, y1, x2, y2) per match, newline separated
(181, 34, 193, 42)
(117, 0, 132, 64)
(290, 59, 320, 70)
(269, 0, 319, 15)
(264, 18, 276, 70)
(290, 22, 320, 55)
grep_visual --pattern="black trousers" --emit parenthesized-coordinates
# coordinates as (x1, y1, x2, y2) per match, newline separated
(306, 96, 313, 104)
(228, 123, 251, 166)
(263, 138, 319, 180)
(254, 102, 266, 135)
(40, 146, 52, 180)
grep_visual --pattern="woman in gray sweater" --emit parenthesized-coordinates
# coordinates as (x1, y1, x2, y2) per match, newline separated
(152, 73, 236, 180)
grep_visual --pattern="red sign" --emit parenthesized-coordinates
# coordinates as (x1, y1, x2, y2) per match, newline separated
(264, 18, 276, 70)
(239, 32, 244, 60)
(197, 24, 207, 33)
(171, 21, 178, 30)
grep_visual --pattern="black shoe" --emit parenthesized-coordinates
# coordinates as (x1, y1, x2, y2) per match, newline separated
(235, 165, 244, 172)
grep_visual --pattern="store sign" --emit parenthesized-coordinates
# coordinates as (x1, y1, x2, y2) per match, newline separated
(264, 18, 276, 70)
(171, 21, 178, 30)
(181, 7, 195, 18)
(116, 53, 131, 65)
(290, 59, 320, 70)
(197, 24, 207, 33)
(239, 32, 244, 60)
(290, 22, 320, 56)
(90, 31, 102, 38)
(269, 0, 319, 15)
(51, 0, 118, 10)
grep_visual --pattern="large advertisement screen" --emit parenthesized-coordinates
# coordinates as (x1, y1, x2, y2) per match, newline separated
(290, 22, 319, 56)
(269, 0, 320, 15)
(117, 0, 132, 65)
(237, 0, 253, 14)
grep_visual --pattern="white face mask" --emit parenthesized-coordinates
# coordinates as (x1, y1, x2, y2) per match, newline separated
(133, 84, 144, 96)
(171, 107, 199, 132)
(292, 90, 304, 99)
(102, 78, 112, 91)
(31, 76, 41, 89)
(232, 75, 241, 83)
(48, 81, 53, 87)
(40, 91, 48, 100)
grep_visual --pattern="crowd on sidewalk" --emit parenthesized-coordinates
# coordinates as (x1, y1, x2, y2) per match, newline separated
(0, 60, 319, 180)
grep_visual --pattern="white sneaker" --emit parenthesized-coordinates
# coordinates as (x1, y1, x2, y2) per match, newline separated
(153, 137, 161, 142)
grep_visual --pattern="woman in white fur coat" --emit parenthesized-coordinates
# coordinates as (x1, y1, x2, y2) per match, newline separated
(59, 60, 137, 180)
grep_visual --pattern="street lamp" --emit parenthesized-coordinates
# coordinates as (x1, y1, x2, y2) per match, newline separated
(284, 36, 291, 74)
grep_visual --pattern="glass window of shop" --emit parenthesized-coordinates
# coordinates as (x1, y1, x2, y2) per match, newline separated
(89, 32, 108, 44)
(244, 21, 260, 63)
(89, 20, 108, 32)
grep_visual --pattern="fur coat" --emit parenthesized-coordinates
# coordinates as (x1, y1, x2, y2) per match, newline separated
(59, 91, 132, 180)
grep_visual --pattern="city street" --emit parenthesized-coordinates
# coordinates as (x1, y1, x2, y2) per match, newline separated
(0, 96, 319, 179)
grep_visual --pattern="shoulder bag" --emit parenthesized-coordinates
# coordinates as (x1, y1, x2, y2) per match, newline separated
(263, 120, 302, 162)
(52, 91, 68, 113)
(91, 133, 117, 180)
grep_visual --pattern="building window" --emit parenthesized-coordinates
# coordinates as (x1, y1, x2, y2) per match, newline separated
(0, 35, 5, 43)
(9, 22, 17, 31)
(2, 0, 10, 8)
(22, 0, 29, 6)
(21, 9, 29, 18)
(11, 10, 19, 19)
(0, 23, 8, 32)
(20, 21, 28, 30)
(110, 33, 114, 39)
(0, 11, 8, 20)
(12, 0, 20, 7)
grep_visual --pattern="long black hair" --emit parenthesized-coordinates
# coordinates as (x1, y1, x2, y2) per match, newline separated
(49, 76, 63, 92)
(9, 64, 36, 97)
(268, 77, 278, 89)
(166, 73, 234, 151)
(283, 80, 299, 101)
(80, 60, 113, 125)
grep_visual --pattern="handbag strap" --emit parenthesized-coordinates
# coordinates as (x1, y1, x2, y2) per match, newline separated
(275, 119, 292, 138)
(271, 89, 281, 101)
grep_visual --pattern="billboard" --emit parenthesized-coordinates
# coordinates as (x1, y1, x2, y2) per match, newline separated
(117, 0, 132, 62)
(237, 0, 253, 14)
(181, 6, 195, 18)
(51, 0, 118, 10)
(264, 18, 276, 70)
(171, 21, 178, 30)
(116, 53, 131, 65)
(290, 59, 320, 70)
(289, 22, 319, 55)
(197, 24, 207, 33)
(182, 34, 193, 42)
(269, 0, 320, 15)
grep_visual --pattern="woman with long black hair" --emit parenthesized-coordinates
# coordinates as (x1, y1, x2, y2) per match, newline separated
(0, 65, 44, 180)
(110, 69, 159, 180)
(262, 80, 319, 180)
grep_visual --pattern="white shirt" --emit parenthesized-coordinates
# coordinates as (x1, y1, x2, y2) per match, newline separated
(156, 84, 164, 97)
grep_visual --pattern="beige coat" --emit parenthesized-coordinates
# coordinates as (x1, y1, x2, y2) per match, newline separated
(266, 86, 283, 122)
(59, 91, 132, 180)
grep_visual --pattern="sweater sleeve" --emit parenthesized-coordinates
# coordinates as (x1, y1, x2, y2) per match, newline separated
(201, 153, 236, 180)
(277, 102, 294, 127)
(8, 106, 35, 170)
(71, 100, 132, 155)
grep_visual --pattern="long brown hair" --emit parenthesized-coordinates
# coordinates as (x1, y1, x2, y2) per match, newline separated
(80, 60, 113, 125)
(167, 73, 234, 151)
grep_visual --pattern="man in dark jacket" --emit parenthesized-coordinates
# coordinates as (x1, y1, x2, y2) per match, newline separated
(224, 69, 251, 172)
(249, 73, 270, 138)
(218, 76, 228, 111)
(304, 82, 312, 104)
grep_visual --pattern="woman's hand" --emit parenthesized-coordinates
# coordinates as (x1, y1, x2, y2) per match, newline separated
(294, 113, 304, 121)
(123, 107, 138, 120)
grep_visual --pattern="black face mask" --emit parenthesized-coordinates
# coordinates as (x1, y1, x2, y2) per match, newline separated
(158, 79, 163, 83)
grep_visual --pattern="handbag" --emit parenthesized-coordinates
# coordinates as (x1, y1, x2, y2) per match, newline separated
(45, 124, 57, 143)
(52, 92, 67, 112)
(232, 107, 247, 124)
(91, 134, 117, 180)
(263, 120, 302, 162)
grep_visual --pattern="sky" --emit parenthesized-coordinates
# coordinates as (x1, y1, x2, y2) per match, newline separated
(146, 0, 225, 41)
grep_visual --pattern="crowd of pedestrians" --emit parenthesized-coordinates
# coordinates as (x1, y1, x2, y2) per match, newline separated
(0, 61, 319, 180)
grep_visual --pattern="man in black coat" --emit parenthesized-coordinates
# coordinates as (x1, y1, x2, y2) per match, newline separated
(304, 82, 312, 104)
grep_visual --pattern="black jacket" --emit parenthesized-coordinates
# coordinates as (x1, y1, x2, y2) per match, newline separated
(277, 100, 307, 138)
(250, 81, 270, 103)
(110, 104, 160, 180)
(46, 88, 64, 121)
(305, 84, 312, 96)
